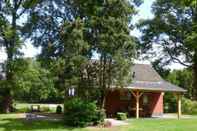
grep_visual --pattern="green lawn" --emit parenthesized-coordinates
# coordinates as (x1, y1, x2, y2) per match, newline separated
(1, 114, 197, 131)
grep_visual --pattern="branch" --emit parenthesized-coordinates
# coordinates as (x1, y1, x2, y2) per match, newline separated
(162, 40, 191, 67)
(16, 0, 34, 18)
(16, 8, 27, 19)
(16, 0, 23, 9)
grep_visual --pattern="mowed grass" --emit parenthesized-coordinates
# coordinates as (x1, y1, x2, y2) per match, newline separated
(0, 114, 197, 131)
(0, 114, 86, 131)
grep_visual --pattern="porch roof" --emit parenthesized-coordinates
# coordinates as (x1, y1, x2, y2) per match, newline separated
(126, 80, 186, 92)
(124, 64, 186, 92)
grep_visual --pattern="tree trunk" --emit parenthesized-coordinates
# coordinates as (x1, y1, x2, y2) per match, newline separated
(193, 51, 197, 100)
(1, 1, 17, 113)
(2, 93, 12, 113)
(101, 89, 106, 109)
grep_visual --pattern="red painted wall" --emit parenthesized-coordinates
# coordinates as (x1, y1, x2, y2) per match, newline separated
(148, 92, 163, 116)
(105, 90, 163, 117)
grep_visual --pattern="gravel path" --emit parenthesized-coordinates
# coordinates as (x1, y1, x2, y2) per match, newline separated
(105, 119, 128, 126)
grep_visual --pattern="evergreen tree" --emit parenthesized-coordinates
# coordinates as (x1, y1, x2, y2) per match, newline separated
(28, 0, 140, 107)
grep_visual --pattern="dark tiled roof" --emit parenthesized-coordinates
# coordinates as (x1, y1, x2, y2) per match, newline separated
(132, 64, 162, 82)
(126, 64, 186, 92)
(128, 81, 186, 92)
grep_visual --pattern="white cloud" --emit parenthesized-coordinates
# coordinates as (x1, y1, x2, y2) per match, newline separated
(21, 39, 41, 58)
(0, 47, 7, 63)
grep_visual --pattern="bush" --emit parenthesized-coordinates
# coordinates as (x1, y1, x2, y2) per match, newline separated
(64, 98, 105, 127)
(56, 105, 62, 114)
(116, 112, 127, 120)
(15, 107, 30, 113)
(92, 109, 106, 125)
(40, 106, 50, 112)
(182, 98, 197, 115)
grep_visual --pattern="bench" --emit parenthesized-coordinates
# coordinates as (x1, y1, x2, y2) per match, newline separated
(30, 105, 40, 112)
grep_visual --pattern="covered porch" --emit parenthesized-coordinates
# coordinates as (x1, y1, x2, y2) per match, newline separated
(105, 84, 185, 119)
(129, 90, 182, 119)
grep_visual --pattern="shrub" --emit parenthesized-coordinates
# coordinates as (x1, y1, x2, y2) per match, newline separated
(182, 98, 197, 115)
(92, 109, 106, 125)
(56, 105, 62, 114)
(116, 112, 127, 120)
(40, 106, 50, 112)
(64, 98, 105, 127)
(15, 107, 30, 113)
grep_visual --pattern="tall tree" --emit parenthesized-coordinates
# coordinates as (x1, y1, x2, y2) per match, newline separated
(23, 1, 74, 95)
(138, 0, 197, 99)
(28, 0, 140, 107)
(0, 0, 39, 112)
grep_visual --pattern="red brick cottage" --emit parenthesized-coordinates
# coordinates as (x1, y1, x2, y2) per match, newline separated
(105, 64, 186, 119)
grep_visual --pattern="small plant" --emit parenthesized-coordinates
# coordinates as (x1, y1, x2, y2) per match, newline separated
(116, 112, 127, 120)
(56, 105, 62, 114)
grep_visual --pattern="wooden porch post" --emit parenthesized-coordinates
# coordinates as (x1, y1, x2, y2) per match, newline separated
(131, 90, 143, 119)
(177, 93, 182, 119)
(136, 91, 140, 119)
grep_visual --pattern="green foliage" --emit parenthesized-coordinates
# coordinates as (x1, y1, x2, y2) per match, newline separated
(56, 105, 62, 114)
(164, 69, 194, 112)
(64, 98, 105, 127)
(15, 107, 31, 113)
(0, 0, 40, 112)
(182, 97, 197, 115)
(12, 58, 59, 103)
(166, 69, 193, 99)
(164, 93, 177, 113)
(28, 0, 139, 106)
(116, 112, 127, 120)
(138, 0, 197, 99)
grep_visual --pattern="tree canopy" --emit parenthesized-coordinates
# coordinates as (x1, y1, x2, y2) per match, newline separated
(26, 0, 140, 107)
(138, 0, 197, 99)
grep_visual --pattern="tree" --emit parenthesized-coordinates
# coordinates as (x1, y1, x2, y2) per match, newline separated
(138, 0, 197, 99)
(0, 0, 40, 112)
(167, 69, 193, 99)
(85, 0, 138, 107)
(28, 0, 140, 107)
(13, 58, 59, 103)
(23, 0, 75, 97)
(69, 0, 138, 107)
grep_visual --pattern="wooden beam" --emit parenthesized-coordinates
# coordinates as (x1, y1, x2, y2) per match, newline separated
(136, 91, 139, 119)
(131, 91, 137, 98)
(177, 93, 182, 119)
(131, 90, 143, 119)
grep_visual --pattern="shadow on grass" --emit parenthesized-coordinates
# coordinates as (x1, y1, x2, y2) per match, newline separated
(0, 118, 84, 131)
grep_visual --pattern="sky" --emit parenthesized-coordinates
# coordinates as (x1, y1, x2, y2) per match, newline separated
(0, 0, 185, 70)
